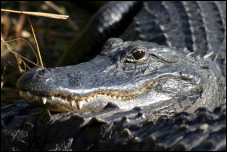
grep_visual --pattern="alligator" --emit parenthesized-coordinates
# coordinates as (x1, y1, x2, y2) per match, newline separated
(1, 1, 226, 151)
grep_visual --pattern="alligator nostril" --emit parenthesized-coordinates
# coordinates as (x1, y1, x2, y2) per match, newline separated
(38, 69, 49, 75)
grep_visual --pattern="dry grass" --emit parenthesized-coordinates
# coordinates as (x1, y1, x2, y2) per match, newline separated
(1, 8, 70, 70)
(1, 1, 101, 104)
(1, 9, 69, 19)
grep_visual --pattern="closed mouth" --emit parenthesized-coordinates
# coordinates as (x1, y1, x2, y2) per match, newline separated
(18, 80, 155, 112)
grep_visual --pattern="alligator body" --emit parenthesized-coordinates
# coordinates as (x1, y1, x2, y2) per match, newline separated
(1, 1, 226, 151)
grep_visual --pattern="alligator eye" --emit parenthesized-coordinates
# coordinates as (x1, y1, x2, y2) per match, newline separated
(126, 50, 146, 62)
(132, 50, 145, 60)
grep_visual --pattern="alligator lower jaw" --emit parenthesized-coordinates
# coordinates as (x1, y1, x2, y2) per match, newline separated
(18, 83, 154, 112)
(18, 80, 156, 112)
(19, 90, 136, 110)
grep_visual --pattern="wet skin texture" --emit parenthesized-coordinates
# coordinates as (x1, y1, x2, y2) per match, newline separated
(17, 38, 225, 113)
(2, 1, 226, 151)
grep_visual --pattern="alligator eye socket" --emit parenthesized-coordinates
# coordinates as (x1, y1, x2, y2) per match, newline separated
(132, 50, 145, 60)
(126, 49, 147, 63)
(127, 50, 145, 60)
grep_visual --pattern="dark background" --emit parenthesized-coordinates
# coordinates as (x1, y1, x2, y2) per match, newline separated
(1, 1, 106, 104)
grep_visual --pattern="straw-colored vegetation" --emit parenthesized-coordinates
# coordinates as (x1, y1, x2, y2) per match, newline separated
(1, 1, 102, 103)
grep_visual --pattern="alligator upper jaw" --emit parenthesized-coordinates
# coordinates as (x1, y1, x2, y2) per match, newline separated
(17, 67, 197, 112)
(16, 56, 158, 112)
(16, 58, 199, 112)
(17, 68, 157, 112)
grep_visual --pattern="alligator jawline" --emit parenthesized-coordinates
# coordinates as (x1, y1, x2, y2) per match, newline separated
(18, 80, 155, 111)
(18, 74, 193, 112)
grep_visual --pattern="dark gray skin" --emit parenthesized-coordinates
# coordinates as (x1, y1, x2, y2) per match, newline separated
(16, 1, 226, 113)
(2, 1, 226, 151)
(1, 100, 226, 151)
(17, 38, 225, 113)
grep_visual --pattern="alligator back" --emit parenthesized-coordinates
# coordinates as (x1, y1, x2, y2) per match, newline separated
(61, 1, 226, 76)
(121, 1, 226, 75)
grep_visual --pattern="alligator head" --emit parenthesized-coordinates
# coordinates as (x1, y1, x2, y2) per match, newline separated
(17, 38, 224, 112)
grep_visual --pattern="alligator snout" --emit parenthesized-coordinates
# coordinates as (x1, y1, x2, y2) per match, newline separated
(17, 68, 57, 95)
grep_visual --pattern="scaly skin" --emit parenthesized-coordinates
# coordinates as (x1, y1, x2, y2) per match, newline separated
(17, 38, 225, 113)
(1, 100, 226, 150)
(1, 1, 226, 151)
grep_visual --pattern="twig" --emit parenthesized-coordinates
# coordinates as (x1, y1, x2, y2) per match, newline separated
(44, 1, 78, 30)
(27, 15, 44, 69)
(1, 8, 69, 69)
(1, 37, 37, 72)
(1, 9, 69, 19)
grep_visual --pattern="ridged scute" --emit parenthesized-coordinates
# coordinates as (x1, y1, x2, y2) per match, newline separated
(121, 1, 226, 74)
(1, 100, 226, 151)
(2, 1, 226, 151)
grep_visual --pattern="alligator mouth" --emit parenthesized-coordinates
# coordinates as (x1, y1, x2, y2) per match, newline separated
(18, 71, 196, 112)
(18, 80, 155, 112)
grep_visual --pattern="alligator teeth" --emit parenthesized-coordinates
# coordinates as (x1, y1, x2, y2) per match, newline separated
(70, 100, 75, 106)
(51, 96, 55, 101)
(204, 51, 214, 59)
(19, 91, 23, 97)
(27, 91, 33, 98)
(78, 100, 86, 109)
(42, 97, 47, 104)
(19, 89, 132, 107)
(34, 96, 39, 100)
(88, 98, 92, 102)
